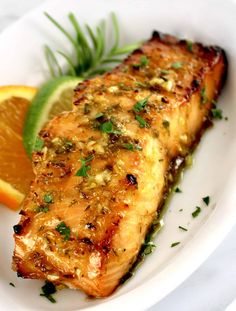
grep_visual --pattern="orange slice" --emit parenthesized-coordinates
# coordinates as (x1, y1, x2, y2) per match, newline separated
(0, 86, 37, 210)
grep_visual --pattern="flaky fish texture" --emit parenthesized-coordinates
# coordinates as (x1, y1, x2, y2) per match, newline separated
(13, 32, 227, 297)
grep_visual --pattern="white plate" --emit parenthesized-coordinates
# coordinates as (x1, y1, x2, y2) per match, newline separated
(0, 0, 236, 310)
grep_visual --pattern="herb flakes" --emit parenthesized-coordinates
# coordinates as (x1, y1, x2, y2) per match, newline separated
(40, 281, 57, 303)
(132, 55, 149, 68)
(43, 193, 53, 204)
(211, 108, 223, 119)
(192, 206, 201, 218)
(171, 62, 182, 69)
(202, 196, 210, 206)
(175, 187, 182, 193)
(9, 282, 15, 287)
(171, 242, 180, 247)
(99, 121, 121, 135)
(37, 206, 49, 213)
(56, 221, 71, 241)
(179, 226, 188, 231)
(200, 87, 207, 104)
(135, 115, 149, 128)
(186, 40, 193, 52)
(75, 155, 94, 177)
(133, 97, 149, 113)
(143, 241, 156, 255)
(122, 143, 142, 151)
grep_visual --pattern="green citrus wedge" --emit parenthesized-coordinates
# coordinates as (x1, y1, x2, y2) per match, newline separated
(23, 76, 82, 157)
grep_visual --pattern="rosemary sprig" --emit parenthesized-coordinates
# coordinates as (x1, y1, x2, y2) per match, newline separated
(44, 12, 140, 78)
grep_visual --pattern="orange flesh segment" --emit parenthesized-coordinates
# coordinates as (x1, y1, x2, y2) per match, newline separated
(0, 88, 36, 210)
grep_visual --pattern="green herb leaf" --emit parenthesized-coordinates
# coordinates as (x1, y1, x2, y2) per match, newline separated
(76, 164, 91, 177)
(135, 81, 148, 88)
(56, 221, 71, 241)
(135, 115, 149, 128)
(171, 242, 180, 247)
(132, 55, 149, 68)
(133, 97, 149, 112)
(100, 121, 113, 133)
(179, 226, 188, 231)
(37, 206, 50, 213)
(200, 87, 207, 104)
(43, 194, 53, 204)
(175, 187, 182, 193)
(211, 108, 223, 119)
(202, 196, 210, 206)
(143, 241, 156, 255)
(160, 69, 170, 75)
(75, 155, 94, 177)
(122, 143, 142, 151)
(122, 143, 134, 151)
(171, 62, 182, 69)
(192, 206, 201, 218)
(34, 137, 44, 152)
(186, 40, 193, 52)
(99, 121, 121, 135)
(40, 281, 57, 303)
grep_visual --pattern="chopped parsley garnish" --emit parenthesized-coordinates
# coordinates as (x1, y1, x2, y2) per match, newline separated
(171, 242, 180, 247)
(133, 97, 149, 113)
(37, 206, 49, 213)
(175, 187, 182, 193)
(202, 196, 210, 206)
(9, 282, 15, 287)
(162, 120, 170, 128)
(192, 206, 201, 218)
(75, 154, 94, 177)
(200, 87, 207, 104)
(34, 137, 44, 152)
(56, 221, 71, 241)
(40, 281, 57, 303)
(160, 69, 170, 75)
(133, 55, 149, 68)
(43, 194, 53, 204)
(186, 40, 193, 52)
(143, 241, 156, 255)
(135, 115, 149, 128)
(122, 143, 142, 151)
(118, 83, 132, 91)
(171, 62, 182, 69)
(179, 226, 188, 231)
(211, 108, 223, 119)
(135, 81, 148, 88)
(99, 121, 121, 135)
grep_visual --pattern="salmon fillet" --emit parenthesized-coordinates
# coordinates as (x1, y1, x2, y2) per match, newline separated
(12, 32, 227, 297)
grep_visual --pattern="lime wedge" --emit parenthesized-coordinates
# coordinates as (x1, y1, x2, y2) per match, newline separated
(23, 76, 82, 157)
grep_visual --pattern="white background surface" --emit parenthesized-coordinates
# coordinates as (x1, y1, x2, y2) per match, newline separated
(0, 1, 236, 311)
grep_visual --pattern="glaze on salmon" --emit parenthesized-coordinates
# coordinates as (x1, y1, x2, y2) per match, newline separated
(13, 32, 227, 297)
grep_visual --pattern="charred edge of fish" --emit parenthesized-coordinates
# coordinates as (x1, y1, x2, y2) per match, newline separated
(81, 237, 93, 245)
(126, 174, 138, 186)
(13, 224, 23, 235)
(13, 217, 31, 235)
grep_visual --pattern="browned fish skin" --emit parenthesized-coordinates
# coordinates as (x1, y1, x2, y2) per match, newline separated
(12, 32, 227, 297)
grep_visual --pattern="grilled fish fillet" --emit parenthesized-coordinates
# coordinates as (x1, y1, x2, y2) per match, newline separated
(13, 32, 227, 297)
